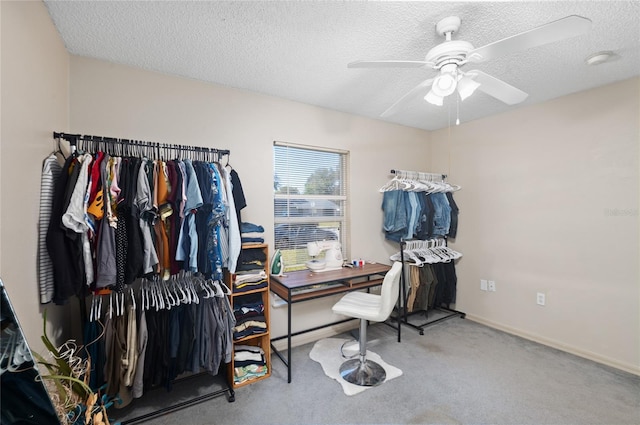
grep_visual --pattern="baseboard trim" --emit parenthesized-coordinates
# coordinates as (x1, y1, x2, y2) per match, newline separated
(271, 321, 358, 352)
(465, 314, 640, 376)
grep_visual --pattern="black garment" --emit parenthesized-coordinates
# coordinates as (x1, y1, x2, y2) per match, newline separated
(230, 169, 247, 269)
(446, 192, 459, 239)
(84, 319, 106, 391)
(239, 248, 267, 264)
(166, 305, 182, 390)
(47, 156, 85, 304)
(143, 308, 170, 388)
(176, 303, 196, 375)
(442, 261, 457, 305)
(122, 158, 144, 286)
(155, 309, 170, 388)
(143, 309, 158, 389)
(415, 193, 429, 240)
(230, 169, 246, 227)
(426, 194, 436, 239)
(114, 207, 128, 292)
(194, 162, 214, 275)
(432, 262, 457, 307)
(166, 160, 182, 275)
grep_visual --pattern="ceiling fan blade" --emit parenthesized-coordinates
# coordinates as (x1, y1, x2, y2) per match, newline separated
(467, 15, 592, 63)
(466, 70, 528, 105)
(381, 78, 434, 118)
(348, 60, 432, 68)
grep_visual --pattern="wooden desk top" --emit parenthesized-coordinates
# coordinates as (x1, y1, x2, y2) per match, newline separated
(271, 262, 391, 290)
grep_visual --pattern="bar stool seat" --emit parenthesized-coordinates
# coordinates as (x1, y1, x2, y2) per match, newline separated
(332, 261, 402, 386)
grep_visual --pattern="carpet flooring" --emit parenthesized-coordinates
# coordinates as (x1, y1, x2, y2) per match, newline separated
(111, 317, 640, 425)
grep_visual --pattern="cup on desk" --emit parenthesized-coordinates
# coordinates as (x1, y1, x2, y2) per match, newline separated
(352, 259, 365, 267)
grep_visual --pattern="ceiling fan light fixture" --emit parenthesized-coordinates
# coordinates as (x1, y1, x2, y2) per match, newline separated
(432, 64, 458, 97)
(433, 73, 457, 95)
(457, 76, 480, 101)
(424, 89, 444, 106)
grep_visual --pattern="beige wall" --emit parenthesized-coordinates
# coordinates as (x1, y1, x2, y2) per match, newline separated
(68, 55, 432, 343)
(0, 0, 73, 352)
(431, 78, 640, 374)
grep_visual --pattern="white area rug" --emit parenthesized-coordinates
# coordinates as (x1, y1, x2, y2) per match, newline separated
(309, 338, 403, 396)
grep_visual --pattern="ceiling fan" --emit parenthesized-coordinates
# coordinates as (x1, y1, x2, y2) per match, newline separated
(349, 15, 592, 117)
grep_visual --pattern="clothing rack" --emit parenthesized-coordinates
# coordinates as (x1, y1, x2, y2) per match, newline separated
(390, 169, 447, 180)
(396, 239, 465, 335)
(53, 131, 230, 160)
(50, 131, 236, 423)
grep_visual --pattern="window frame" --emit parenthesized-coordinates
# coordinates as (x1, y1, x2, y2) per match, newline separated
(273, 141, 350, 271)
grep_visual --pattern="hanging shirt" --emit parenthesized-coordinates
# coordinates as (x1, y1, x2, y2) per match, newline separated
(176, 159, 203, 272)
(38, 154, 62, 304)
(95, 155, 117, 288)
(222, 166, 241, 273)
(136, 159, 159, 275)
(62, 153, 94, 286)
(47, 156, 83, 303)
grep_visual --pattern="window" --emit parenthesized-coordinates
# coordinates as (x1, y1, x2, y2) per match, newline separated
(273, 142, 349, 271)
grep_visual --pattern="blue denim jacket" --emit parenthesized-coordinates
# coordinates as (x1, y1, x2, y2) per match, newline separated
(382, 190, 413, 242)
(430, 192, 451, 236)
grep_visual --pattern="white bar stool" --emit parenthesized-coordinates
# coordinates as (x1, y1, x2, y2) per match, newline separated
(331, 261, 402, 386)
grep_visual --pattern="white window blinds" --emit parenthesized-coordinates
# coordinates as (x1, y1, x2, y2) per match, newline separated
(273, 141, 349, 271)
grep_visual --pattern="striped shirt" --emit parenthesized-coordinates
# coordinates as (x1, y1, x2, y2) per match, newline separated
(38, 154, 62, 304)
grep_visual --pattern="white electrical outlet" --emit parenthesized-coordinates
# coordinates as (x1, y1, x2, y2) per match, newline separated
(537, 292, 546, 306)
(488, 280, 496, 292)
(480, 279, 488, 291)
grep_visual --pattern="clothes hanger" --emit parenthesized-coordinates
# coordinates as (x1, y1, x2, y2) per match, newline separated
(130, 287, 137, 311)
(177, 275, 191, 304)
(10, 334, 31, 372)
(173, 277, 187, 305)
(118, 292, 126, 317)
(189, 277, 199, 303)
(89, 294, 95, 323)
(53, 134, 67, 159)
(379, 175, 405, 192)
(153, 281, 163, 311)
(0, 326, 17, 375)
(218, 280, 232, 296)
(210, 280, 223, 298)
(142, 281, 150, 311)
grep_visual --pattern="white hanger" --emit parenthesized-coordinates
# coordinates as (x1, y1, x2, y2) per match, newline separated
(218, 280, 232, 296)
(379, 175, 404, 192)
(0, 327, 17, 375)
(188, 279, 199, 304)
(119, 292, 125, 316)
(89, 295, 96, 322)
(11, 336, 31, 370)
(130, 287, 137, 311)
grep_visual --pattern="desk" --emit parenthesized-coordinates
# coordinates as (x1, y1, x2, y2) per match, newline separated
(270, 263, 393, 383)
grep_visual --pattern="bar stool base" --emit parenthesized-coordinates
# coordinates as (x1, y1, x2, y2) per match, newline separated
(339, 358, 386, 386)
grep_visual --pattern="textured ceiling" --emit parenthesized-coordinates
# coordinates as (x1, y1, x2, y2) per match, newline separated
(44, 1, 640, 131)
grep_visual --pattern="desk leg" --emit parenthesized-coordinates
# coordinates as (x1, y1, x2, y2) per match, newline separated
(287, 299, 292, 383)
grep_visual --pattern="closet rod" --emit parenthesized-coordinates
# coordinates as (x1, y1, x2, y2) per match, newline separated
(52, 131, 230, 156)
(390, 169, 447, 179)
